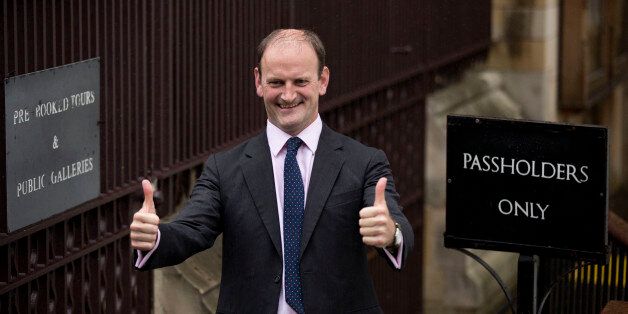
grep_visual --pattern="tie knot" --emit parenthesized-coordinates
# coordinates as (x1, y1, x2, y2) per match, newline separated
(286, 137, 303, 154)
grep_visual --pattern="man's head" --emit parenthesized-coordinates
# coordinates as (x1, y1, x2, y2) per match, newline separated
(254, 29, 330, 136)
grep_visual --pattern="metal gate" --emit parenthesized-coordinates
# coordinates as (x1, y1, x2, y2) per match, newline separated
(1, 1, 490, 312)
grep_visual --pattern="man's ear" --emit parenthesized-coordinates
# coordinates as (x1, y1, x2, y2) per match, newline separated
(254, 67, 263, 97)
(318, 66, 330, 96)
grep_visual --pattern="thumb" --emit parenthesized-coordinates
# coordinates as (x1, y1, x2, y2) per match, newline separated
(141, 179, 156, 214)
(373, 177, 387, 206)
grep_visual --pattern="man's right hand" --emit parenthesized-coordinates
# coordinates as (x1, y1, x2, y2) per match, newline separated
(130, 179, 160, 251)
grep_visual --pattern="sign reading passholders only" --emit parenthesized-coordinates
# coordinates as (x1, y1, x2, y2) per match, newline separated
(444, 115, 608, 261)
(4, 58, 100, 232)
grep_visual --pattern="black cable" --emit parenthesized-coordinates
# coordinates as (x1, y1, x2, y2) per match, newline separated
(537, 261, 592, 314)
(454, 248, 517, 314)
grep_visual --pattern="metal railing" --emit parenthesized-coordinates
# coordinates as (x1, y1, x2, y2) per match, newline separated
(538, 211, 628, 313)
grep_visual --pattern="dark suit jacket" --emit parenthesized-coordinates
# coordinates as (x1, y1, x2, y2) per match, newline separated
(139, 124, 414, 313)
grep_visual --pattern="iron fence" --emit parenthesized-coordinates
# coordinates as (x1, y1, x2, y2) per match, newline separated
(1, 0, 491, 312)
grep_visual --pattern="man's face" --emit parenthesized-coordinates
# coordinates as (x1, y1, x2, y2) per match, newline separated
(255, 40, 329, 136)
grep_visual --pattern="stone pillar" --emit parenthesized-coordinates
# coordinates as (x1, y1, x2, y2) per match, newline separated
(489, 0, 559, 121)
(424, 71, 522, 313)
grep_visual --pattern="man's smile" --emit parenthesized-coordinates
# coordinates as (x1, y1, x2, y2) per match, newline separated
(278, 101, 303, 109)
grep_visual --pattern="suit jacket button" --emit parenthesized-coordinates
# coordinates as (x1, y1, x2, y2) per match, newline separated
(274, 275, 281, 283)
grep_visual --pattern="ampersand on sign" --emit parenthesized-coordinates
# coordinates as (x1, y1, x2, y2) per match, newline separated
(52, 136, 59, 149)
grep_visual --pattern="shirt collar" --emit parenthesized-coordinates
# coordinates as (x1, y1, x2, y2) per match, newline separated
(267, 115, 322, 157)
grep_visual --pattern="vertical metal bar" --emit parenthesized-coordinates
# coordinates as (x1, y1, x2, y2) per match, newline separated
(156, 0, 164, 170)
(106, 244, 115, 312)
(254, 0, 261, 132)
(517, 254, 539, 314)
(167, 0, 174, 167)
(181, 0, 186, 160)
(151, 0, 160, 173)
(238, 0, 243, 139)
(76, 0, 82, 61)
(193, 0, 198, 157)
(3, 0, 9, 75)
(227, 0, 232, 142)
(193, 0, 199, 156)
(84, 0, 90, 59)
(251, 0, 257, 134)
(218, 0, 224, 146)
(611, 248, 619, 301)
(31, 0, 38, 71)
(621, 249, 627, 300)
(117, 0, 125, 188)
(177, 0, 183, 163)
(217, 0, 223, 151)
(22, 0, 30, 73)
(104, 0, 114, 191)
(134, 0, 140, 182)
(190, 0, 196, 158)
(201, 0, 208, 153)
(98, 0, 106, 191)
(142, 0, 149, 178)
(157, 0, 165, 169)
(574, 268, 583, 311)
(160, 0, 168, 170)
(52, 0, 59, 67)
(606, 253, 613, 307)
(595, 263, 602, 313)
(13, 0, 22, 74)
(127, 0, 135, 185)
(587, 263, 596, 313)
(68, 0, 74, 62)
(185, 0, 190, 158)
(0, 245, 8, 286)
(173, 0, 180, 164)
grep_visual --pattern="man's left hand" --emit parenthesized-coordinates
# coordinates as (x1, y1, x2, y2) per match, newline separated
(359, 177, 396, 248)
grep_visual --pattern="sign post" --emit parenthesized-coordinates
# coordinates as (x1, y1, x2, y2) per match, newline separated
(517, 254, 539, 314)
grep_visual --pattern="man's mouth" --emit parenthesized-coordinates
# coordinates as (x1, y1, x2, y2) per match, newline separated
(278, 101, 303, 109)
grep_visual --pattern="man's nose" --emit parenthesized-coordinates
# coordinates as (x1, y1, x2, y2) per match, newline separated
(280, 83, 297, 103)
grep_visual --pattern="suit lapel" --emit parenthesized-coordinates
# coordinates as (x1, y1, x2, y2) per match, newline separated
(241, 132, 283, 256)
(300, 125, 344, 258)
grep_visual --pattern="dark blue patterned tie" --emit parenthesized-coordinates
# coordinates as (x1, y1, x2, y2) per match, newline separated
(283, 137, 305, 314)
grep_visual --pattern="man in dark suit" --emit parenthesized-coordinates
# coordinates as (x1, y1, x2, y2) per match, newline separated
(130, 29, 414, 313)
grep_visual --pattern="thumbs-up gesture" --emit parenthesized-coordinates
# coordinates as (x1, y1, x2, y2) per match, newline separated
(359, 177, 396, 248)
(130, 180, 160, 251)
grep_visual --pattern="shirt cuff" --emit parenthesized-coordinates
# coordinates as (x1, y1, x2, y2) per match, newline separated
(383, 232, 404, 269)
(134, 229, 161, 268)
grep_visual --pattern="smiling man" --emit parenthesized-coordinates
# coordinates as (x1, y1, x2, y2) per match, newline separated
(130, 29, 413, 313)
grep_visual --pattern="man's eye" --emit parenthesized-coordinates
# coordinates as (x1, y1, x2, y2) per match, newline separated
(267, 81, 282, 86)
(295, 80, 309, 86)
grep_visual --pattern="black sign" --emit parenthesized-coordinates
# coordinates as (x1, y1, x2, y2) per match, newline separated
(4, 58, 100, 232)
(444, 115, 608, 261)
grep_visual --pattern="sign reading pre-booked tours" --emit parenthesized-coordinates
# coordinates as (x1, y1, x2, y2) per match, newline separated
(4, 58, 100, 232)
(445, 115, 608, 261)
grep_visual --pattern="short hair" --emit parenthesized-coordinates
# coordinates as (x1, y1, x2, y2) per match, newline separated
(256, 29, 326, 77)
